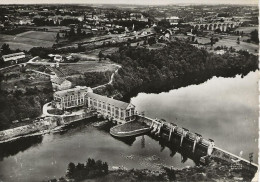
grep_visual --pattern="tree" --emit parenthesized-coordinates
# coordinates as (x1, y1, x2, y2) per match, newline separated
(77, 27, 82, 35)
(13, 89, 23, 98)
(64, 31, 68, 38)
(158, 19, 170, 28)
(69, 27, 75, 37)
(143, 39, 147, 45)
(0, 73, 4, 90)
(191, 36, 195, 42)
(0, 58, 4, 68)
(87, 158, 95, 168)
(66, 162, 76, 178)
(56, 33, 60, 43)
(237, 37, 240, 44)
(103, 162, 108, 174)
(76, 163, 84, 170)
(98, 51, 104, 62)
(95, 160, 103, 170)
(148, 37, 156, 45)
(1, 43, 11, 55)
(210, 37, 214, 46)
(250, 29, 259, 43)
(249, 153, 253, 164)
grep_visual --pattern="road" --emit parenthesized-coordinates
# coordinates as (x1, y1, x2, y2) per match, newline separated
(1, 56, 122, 91)
(0, 56, 38, 71)
(92, 64, 122, 90)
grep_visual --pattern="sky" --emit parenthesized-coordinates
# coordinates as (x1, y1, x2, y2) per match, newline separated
(0, 0, 258, 5)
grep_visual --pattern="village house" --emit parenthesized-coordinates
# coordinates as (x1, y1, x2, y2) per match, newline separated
(166, 16, 180, 25)
(51, 77, 72, 91)
(2, 52, 26, 64)
(48, 54, 63, 62)
(52, 86, 93, 110)
(86, 92, 136, 122)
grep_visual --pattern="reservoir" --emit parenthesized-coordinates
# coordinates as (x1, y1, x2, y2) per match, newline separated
(0, 71, 258, 182)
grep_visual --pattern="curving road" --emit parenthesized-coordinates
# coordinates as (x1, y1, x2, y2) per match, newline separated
(92, 64, 122, 90)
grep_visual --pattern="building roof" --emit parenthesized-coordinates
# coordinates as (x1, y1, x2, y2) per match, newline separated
(166, 16, 180, 20)
(87, 92, 134, 110)
(2, 52, 25, 59)
(54, 86, 90, 97)
(51, 77, 69, 85)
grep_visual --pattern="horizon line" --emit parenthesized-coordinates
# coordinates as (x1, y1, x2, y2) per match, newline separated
(0, 2, 258, 6)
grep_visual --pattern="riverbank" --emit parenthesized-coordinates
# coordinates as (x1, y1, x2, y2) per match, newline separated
(104, 156, 257, 182)
(118, 68, 258, 102)
(96, 41, 258, 101)
(46, 156, 256, 182)
(0, 110, 96, 143)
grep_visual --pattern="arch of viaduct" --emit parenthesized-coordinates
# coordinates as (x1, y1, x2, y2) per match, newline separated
(191, 22, 243, 32)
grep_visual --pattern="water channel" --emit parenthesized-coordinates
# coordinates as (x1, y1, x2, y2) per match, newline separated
(0, 71, 258, 182)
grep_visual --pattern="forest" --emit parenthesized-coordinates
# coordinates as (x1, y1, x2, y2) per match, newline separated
(107, 41, 258, 101)
(0, 79, 53, 130)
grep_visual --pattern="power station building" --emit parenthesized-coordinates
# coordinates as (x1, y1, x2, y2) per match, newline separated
(52, 86, 136, 122)
(52, 86, 92, 110)
(86, 92, 136, 122)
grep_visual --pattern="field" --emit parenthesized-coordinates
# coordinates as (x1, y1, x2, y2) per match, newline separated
(0, 31, 57, 51)
(214, 36, 259, 54)
(234, 26, 258, 34)
(35, 26, 69, 32)
(173, 34, 258, 55)
(67, 47, 119, 61)
(0, 64, 51, 92)
(16, 31, 56, 41)
(59, 62, 119, 75)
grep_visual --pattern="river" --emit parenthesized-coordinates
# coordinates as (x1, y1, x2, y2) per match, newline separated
(131, 71, 259, 163)
(0, 71, 258, 182)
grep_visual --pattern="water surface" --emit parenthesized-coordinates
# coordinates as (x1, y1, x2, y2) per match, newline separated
(131, 71, 259, 163)
(0, 71, 258, 182)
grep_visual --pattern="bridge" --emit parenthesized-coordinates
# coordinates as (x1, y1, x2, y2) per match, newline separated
(188, 22, 243, 32)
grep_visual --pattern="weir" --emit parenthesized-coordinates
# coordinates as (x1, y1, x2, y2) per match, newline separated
(112, 114, 258, 175)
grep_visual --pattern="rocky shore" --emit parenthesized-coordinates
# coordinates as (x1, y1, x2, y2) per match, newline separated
(46, 156, 257, 182)
(0, 110, 95, 143)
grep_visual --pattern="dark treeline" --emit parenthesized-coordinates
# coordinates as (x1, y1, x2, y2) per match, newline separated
(48, 158, 109, 182)
(0, 82, 53, 130)
(33, 17, 80, 26)
(0, 135, 43, 160)
(67, 71, 112, 88)
(29, 46, 85, 59)
(107, 41, 258, 101)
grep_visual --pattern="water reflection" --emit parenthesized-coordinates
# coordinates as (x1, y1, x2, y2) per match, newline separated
(112, 136, 136, 146)
(0, 135, 43, 161)
(0, 71, 257, 182)
(0, 119, 194, 182)
(131, 71, 259, 163)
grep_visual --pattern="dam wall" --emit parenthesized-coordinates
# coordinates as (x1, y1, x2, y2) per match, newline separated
(135, 115, 258, 174)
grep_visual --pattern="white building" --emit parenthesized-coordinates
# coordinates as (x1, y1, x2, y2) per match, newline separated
(51, 77, 72, 91)
(2, 52, 26, 63)
(166, 16, 180, 25)
(52, 86, 92, 110)
(48, 54, 63, 62)
(86, 92, 136, 122)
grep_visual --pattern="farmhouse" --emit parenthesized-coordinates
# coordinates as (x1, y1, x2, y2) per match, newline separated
(2, 52, 26, 63)
(86, 92, 136, 122)
(166, 16, 180, 25)
(51, 77, 72, 91)
(48, 54, 63, 62)
(52, 86, 93, 110)
(130, 13, 144, 20)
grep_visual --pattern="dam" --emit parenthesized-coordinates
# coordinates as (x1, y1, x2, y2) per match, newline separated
(110, 114, 258, 176)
